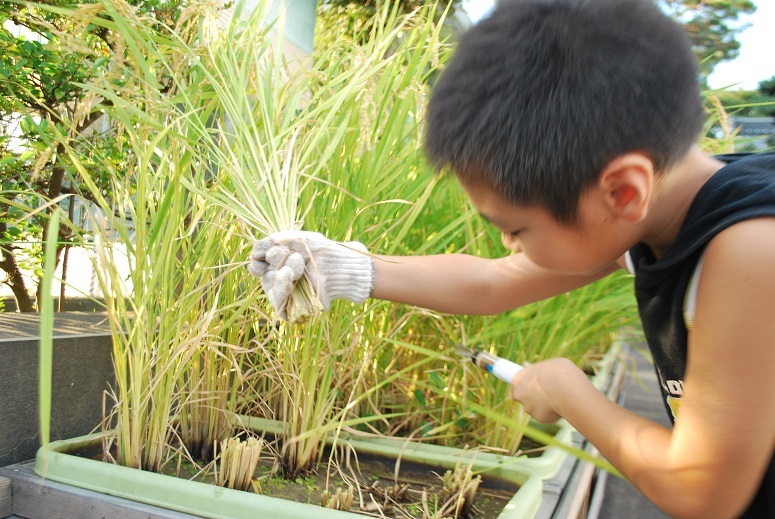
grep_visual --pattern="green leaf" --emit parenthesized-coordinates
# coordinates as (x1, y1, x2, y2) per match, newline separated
(38, 208, 62, 471)
(428, 371, 444, 390)
(413, 389, 426, 408)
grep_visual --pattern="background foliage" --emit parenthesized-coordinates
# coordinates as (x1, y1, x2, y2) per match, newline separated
(711, 75, 775, 118)
(1, 0, 772, 313)
(28, 1, 636, 492)
(0, 0, 188, 310)
(659, 0, 756, 77)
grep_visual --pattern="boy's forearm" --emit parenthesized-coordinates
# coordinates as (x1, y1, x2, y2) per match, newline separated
(551, 373, 741, 519)
(371, 253, 501, 313)
(370, 253, 616, 315)
(556, 378, 671, 480)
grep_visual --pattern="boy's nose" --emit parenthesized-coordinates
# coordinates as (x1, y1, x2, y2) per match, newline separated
(501, 232, 522, 253)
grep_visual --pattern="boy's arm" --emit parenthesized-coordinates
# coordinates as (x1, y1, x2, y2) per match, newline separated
(249, 231, 620, 317)
(371, 252, 619, 315)
(513, 217, 775, 519)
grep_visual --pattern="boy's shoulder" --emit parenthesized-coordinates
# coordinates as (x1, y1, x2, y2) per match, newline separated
(678, 152, 775, 248)
(630, 151, 775, 272)
(687, 152, 775, 221)
(713, 151, 775, 169)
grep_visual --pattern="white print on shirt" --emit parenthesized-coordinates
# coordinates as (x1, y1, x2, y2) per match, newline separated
(664, 379, 684, 421)
(665, 379, 684, 396)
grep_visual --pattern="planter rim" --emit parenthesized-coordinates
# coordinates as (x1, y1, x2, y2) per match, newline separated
(36, 430, 543, 519)
(31, 335, 624, 519)
(237, 415, 577, 482)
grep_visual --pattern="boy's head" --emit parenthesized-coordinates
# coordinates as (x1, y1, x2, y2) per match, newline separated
(424, 0, 705, 225)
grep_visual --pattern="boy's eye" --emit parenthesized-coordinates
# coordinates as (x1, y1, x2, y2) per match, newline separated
(500, 231, 523, 252)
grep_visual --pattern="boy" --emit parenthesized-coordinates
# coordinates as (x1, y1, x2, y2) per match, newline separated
(248, 0, 775, 516)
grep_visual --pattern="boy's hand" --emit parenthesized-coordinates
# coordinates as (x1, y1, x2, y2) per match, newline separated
(248, 230, 374, 319)
(508, 358, 588, 423)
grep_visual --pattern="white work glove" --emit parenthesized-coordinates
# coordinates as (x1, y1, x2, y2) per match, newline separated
(247, 230, 374, 320)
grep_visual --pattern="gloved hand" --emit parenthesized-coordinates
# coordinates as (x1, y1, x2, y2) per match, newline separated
(247, 230, 374, 320)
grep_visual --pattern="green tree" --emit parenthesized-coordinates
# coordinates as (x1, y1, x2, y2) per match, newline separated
(0, 0, 186, 311)
(759, 75, 775, 119)
(660, 0, 757, 77)
(711, 87, 775, 118)
(323, 0, 459, 18)
(316, 0, 756, 77)
(315, 0, 462, 46)
(761, 76, 775, 97)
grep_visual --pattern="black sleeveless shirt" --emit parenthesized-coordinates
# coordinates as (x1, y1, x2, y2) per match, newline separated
(628, 152, 775, 518)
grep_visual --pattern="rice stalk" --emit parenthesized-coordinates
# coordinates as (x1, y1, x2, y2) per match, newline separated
(321, 486, 355, 511)
(214, 436, 265, 491)
(25, 0, 246, 471)
(174, 0, 462, 478)
(438, 454, 481, 519)
(36, 207, 63, 474)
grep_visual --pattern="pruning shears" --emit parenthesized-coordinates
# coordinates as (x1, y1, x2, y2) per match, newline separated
(455, 343, 522, 383)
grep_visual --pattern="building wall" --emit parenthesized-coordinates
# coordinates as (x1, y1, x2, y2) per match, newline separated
(730, 116, 775, 151)
(217, 0, 317, 69)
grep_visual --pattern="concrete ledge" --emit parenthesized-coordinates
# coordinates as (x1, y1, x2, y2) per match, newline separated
(0, 313, 114, 468)
(549, 356, 626, 519)
(0, 298, 107, 313)
(0, 312, 110, 340)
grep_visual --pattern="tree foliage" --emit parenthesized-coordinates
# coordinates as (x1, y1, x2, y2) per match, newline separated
(760, 75, 775, 99)
(659, 0, 757, 77)
(315, 0, 461, 46)
(0, 0, 189, 311)
(711, 85, 775, 119)
(323, 0, 458, 17)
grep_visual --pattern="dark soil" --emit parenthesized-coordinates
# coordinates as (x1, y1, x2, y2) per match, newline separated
(73, 441, 521, 518)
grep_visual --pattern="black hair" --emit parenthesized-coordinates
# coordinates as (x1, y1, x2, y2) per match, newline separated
(424, 0, 705, 224)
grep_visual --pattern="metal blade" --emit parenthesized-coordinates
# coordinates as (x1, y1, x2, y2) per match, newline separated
(454, 343, 475, 361)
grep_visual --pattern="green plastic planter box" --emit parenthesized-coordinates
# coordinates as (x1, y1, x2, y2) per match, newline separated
(231, 415, 576, 481)
(35, 427, 543, 519)
(335, 421, 575, 481)
(31, 340, 625, 519)
(588, 340, 623, 393)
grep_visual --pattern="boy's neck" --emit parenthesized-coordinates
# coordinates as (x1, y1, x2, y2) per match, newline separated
(640, 147, 725, 258)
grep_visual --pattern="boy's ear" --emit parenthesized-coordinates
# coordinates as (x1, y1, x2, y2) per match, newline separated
(598, 153, 654, 222)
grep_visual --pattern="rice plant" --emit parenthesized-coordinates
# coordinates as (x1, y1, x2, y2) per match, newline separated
(24, 0, 255, 471)
(184, 0, 464, 477)
(31, 0, 639, 492)
(321, 485, 355, 511)
(438, 455, 482, 519)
